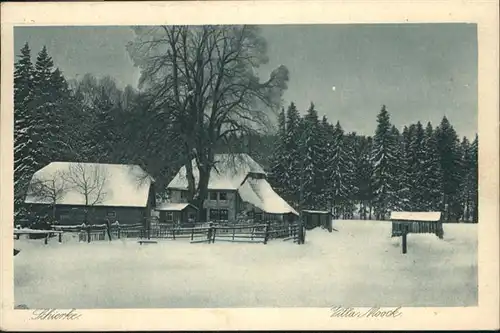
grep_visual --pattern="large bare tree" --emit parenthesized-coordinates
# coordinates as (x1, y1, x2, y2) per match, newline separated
(63, 163, 108, 224)
(127, 25, 289, 218)
(28, 170, 68, 221)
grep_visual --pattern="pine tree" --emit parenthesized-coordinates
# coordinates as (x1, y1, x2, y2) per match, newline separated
(458, 137, 471, 221)
(31, 46, 59, 166)
(401, 125, 414, 210)
(406, 122, 427, 210)
(389, 125, 408, 211)
(90, 84, 121, 162)
(435, 116, 462, 220)
(352, 135, 374, 219)
(342, 132, 359, 218)
(269, 108, 287, 195)
(282, 102, 302, 207)
(316, 116, 333, 209)
(14, 43, 36, 221)
(422, 122, 443, 211)
(329, 121, 350, 217)
(371, 105, 396, 220)
(301, 103, 322, 209)
(459, 136, 478, 222)
(470, 134, 478, 222)
(47, 68, 79, 161)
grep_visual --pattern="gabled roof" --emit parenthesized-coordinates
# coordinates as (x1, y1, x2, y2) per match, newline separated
(167, 153, 297, 216)
(155, 203, 198, 212)
(167, 153, 266, 190)
(25, 162, 153, 208)
(390, 211, 442, 222)
(238, 178, 298, 215)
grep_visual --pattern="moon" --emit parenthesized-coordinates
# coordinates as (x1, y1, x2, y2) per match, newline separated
(332, 86, 336, 92)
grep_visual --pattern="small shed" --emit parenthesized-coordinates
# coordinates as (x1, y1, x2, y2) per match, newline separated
(390, 211, 444, 239)
(302, 210, 333, 232)
(156, 203, 198, 225)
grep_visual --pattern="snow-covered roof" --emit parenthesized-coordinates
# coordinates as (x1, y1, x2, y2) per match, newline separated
(25, 162, 153, 208)
(167, 153, 296, 216)
(155, 203, 197, 212)
(390, 211, 442, 222)
(303, 210, 331, 214)
(238, 178, 298, 216)
(167, 153, 266, 190)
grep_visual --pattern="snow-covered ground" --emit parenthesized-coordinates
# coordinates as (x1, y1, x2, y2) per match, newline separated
(14, 220, 477, 309)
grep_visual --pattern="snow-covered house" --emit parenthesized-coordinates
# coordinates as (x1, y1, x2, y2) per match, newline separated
(166, 153, 298, 223)
(24, 162, 156, 225)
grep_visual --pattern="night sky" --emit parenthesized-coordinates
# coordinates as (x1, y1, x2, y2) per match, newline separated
(14, 24, 478, 139)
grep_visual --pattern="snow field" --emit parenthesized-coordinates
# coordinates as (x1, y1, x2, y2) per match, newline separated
(14, 220, 477, 308)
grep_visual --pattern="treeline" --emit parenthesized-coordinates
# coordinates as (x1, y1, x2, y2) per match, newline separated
(14, 43, 185, 220)
(14, 42, 277, 221)
(268, 103, 478, 222)
(14, 42, 478, 223)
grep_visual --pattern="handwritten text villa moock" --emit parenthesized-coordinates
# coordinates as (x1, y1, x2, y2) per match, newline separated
(330, 306, 402, 318)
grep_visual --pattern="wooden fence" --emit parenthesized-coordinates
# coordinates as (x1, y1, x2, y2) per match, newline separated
(280, 222, 304, 244)
(146, 221, 292, 244)
(52, 222, 145, 243)
(47, 219, 306, 245)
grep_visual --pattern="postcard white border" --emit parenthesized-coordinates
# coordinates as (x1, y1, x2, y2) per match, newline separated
(1, 1, 499, 331)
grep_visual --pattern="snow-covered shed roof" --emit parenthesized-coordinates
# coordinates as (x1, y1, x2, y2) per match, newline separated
(155, 203, 198, 212)
(390, 211, 442, 222)
(303, 210, 331, 214)
(25, 162, 154, 208)
(167, 153, 266, 190)
(238, 178, 298, 216)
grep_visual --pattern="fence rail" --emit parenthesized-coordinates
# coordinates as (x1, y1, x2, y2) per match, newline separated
(17, 219, 306, 245)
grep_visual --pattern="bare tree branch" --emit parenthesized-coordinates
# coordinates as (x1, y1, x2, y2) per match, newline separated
(63, 163, 108, 206)
(127, 25, 289, 215)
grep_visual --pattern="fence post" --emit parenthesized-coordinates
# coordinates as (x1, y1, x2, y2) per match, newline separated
(147, 218, 151, 240)
(206, 222, 216, 243)
(207, 223, 212, 243)
(191, 228, 194, 241)
(118, 224, 121, 239)
(402, 224, 408, 254)
(87, 226, 91, 243)
(44, 233, 48, 245)
(232, 225, 236, 241)
(173, 227, 176, 240)
(58, 232, 62, 243)
(212, 224, 216, 243)
(264, 221, 270, 244)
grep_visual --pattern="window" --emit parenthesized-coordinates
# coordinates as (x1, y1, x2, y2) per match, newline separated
(209, 209, 219, 221)
(254, 212, 263, 221)
(180, 191, 187, 199)
(219, 192, 227, 201)
(210, 191, 217, 201)
(166, 212, 174, 222)
(57, 208, 70, 219)
(219, 209, 229, 221)
(107, 211, 116, 218)
(209, 209, 229, 222)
